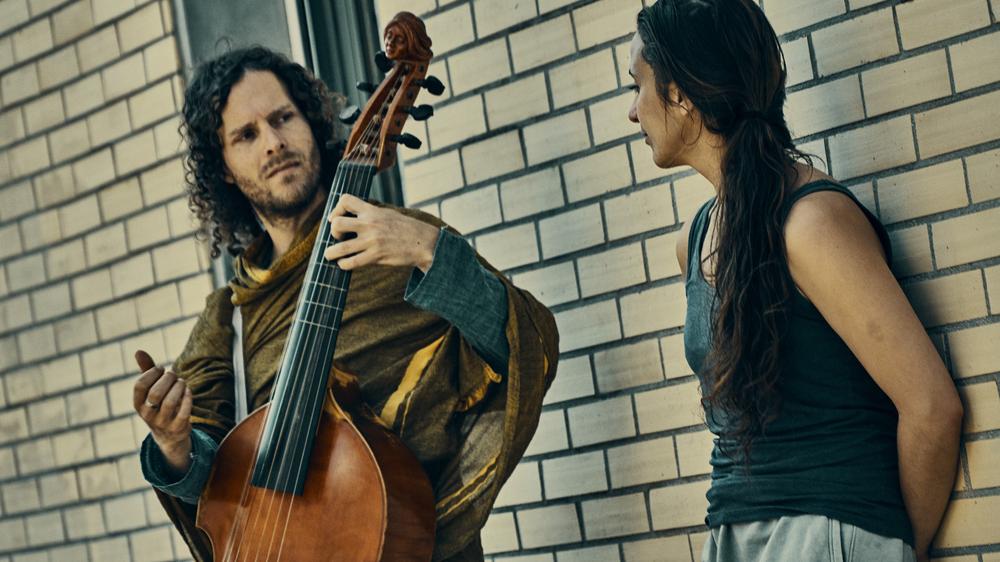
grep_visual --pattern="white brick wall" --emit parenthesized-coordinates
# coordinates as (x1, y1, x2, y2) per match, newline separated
(0, 0, 207, 559)
(375, 1, 1000, 560)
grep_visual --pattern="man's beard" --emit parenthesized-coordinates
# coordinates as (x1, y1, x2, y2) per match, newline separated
(235, 148, 323, 223)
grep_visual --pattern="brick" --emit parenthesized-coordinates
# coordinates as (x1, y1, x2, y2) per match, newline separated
(0, 179, 35, 221)
(568, 395, 636, 446)
(582, 492, 649, 540)
(165, 196, 196, 237)
(143, 34, 178, 82)
(63, 72, 104, 117)
(558, 545, 619, 562)
(473, 0, 535, 37)
(934, 207, 1000, 269)
(951, 31, 1000, 92)
(0, 224, 20, 260)
(475, 222, 539, 270)
(896, 0, 990, 50)
(45, 239, 86, 278)
(153, 114, 182, 160)
(606, 183, 674, 240)
(81, 341, 125, 382)
(590, 92, 639, 146)
(114, 129, 158, 175)
(88, 100, 131, 147)
(31, 282, 71, 320)
(439, 185, 502, 235)
(28, 395, 67, 433)
(4, 293, 33, 331)
(539, 204, 605, 259)
(577, 243, 646, 299)
(39, 353, 82, 394)
(0, 519, 27, 552)
(152, 237, 202, 281)
(26, 510, 64, 546)
(517, 504, 581, 548)
(500, 166, 563, 221)
(0, 63, 39, 106)
(118, 2, 163, 52)
(555, 298, 621, 352)
(95, 298, 138, 340)
(23, 91, 64, 134)
(0, 106, 25, 145)
(916, 89, 1000, 159)
(52, 0, 94, 44)
(20, 208, 64, 251)
(961, 380, 1000, 433)
(613, 40, 630, 88)
(484, 74, 549, 129)
(782, 37, 813, 87)
(543, 355, 594, 405)
(428, 94, 485, 150)
(88, 537, 132, 560)
(16, 437, 56, 474)
(0, 0, 30, 33)
(60, 194, 102, 237)
(0, 333, 19, 370)
(50, 119, 92, 162)
(573, 0, 641, 50)
(103, 52, 147, 101)
(64, 502, 104, 539)
(764, 0, 845, 35)
(32, 164, 74, 209)
(9, 135, 51, 178)
(877, 160, 968, 224)
(862, 50, 951, 118)
(49, 544, 89, 561)
(73, 148, 115, 192)
(594, 338, 663, 393)
(421, 4, 473, 55)
(461, 131, 524, 185)
(967, 148, 1000, 204)
(17, 325, 58, 364)
(7, 253, 46, 290)
(811, 9, 898, 76)
(905, 271, 987, 327)
(524, 408, 569, 456)
(786, 76, 864, 138)
(28, 0, 61, 15)
(523, 110, 590, 166)
(647, 231, 682, 282)
(620, 282, 685, 337)
(67, 379, 108, 422)
(650, 479, 711, 530)
(0, 35, 10, 69)
(481, 513, 517, 554)
(0, 407, 30, 444)
(494, 461, 542, 507)
(0, 446, 15, 478)
(623, 535, 692, 562)
(509, 15, 574, 73)
(36, 45, 78, 90)
(76, 25, 119, 72)
(136, 283, 181, 328)
(888, 225, 932, 278)
(78, 459, 120, 498)
(563, 145, 632, 202)
(448, 39, 510, 94)
(965, 438, 1000, 489)
(38, 469, 79, 507)
(607, 436, 678, 488)
(91, 0, 134, 24)
(11, 18, 51, 63)
(94, 416, 137, 457)
(828, 116, 916, 179)
(401, 150, 463, 204)
(129, 79, 174, 128)
(5, 366, 43, 405)
(139, 157, 184, 203)
(118, 452, 145, 491)
(105, 491, 147, 531)
(71, 268, 113, 308)
(676, 430, 715, 477)
(550, 49, 618, 109)
(126, 206, 171, 250)
(935, 495, 1000, 548)
(175, 271, 209, 315)
(635, 380, 702, 433)
(949, 324, 1000, 378)
(630, 139, 672, 184)
(51, 427, 94, 466)
(54, 310, 98, 351)
(84, 222, 126, 266)
(543, 450, 607, 499)
(2, 478, 41, 513)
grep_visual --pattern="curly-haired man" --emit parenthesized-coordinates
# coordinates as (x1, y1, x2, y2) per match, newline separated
(130, 47, 558, 561)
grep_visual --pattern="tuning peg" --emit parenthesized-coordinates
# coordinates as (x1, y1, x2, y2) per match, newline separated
(356, 81, 377, 94)
(374, 51, 393, 73)
(338, 105, 360, 125)
(403, 105, 434, 121)
(414, 76, 445, 96)
(389, 133, 422, 150)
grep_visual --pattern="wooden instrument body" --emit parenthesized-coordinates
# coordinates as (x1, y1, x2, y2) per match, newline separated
(197, 368, 436, 561)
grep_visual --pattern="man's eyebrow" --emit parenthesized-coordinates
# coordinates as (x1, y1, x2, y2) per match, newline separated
(227, 104, 295, 141)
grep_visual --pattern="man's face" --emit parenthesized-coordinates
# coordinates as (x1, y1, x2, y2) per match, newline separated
(219, 70, 322, 222)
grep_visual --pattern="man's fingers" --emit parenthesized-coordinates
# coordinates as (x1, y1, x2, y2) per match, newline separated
(170, 388, 194, 432)
(337, 193, 366, 214)
(336, 248, 374, 271)
(158, 379, 187, 420)
(324, 239, 362, 262)
(144, 370, 177, 409)
(328, 216, 361, 241)
(134, 350, 155, 372)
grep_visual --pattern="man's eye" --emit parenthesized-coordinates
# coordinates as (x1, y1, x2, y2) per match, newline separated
(281, 112, 294, 122)
(240, 130, 255, 141)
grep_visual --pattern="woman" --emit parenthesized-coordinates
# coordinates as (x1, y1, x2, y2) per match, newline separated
(626, 1, 963, 561)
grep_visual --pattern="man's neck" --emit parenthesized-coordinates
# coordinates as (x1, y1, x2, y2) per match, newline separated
(257, 191, 326, 266)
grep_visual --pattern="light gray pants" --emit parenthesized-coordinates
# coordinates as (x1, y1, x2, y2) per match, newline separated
(702, 515, 917, 562)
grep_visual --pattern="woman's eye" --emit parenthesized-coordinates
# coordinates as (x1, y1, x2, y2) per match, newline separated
(628, 84, 639, 93)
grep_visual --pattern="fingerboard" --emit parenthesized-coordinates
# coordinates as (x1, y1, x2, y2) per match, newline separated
(250, 160, 376, 495)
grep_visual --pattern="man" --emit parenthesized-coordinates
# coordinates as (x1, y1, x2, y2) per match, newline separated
(131, 46, 558, 561)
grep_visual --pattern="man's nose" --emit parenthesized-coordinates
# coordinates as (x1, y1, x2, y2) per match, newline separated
(262, 124, 286, 155)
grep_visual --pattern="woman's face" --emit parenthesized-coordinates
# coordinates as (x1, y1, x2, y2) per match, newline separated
(627, 33, 695, 169)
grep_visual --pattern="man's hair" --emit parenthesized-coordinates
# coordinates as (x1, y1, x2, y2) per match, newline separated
(181, 46, 343, 258)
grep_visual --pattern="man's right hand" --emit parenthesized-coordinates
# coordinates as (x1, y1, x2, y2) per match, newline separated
(133, 350, 194, 475)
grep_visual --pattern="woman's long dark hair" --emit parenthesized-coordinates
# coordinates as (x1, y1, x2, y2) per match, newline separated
(638, 0, 815, 462)
(181, 47, 344, 258)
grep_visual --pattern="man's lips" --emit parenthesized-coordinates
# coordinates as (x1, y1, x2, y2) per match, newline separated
(266, 161, 300, 178)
